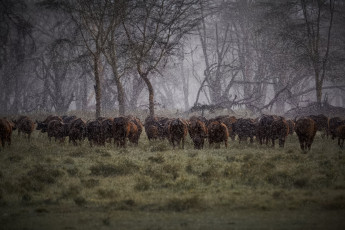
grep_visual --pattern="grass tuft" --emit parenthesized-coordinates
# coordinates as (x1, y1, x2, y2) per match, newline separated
(90, 160, 139, 177)
(166, 195, 203, 211)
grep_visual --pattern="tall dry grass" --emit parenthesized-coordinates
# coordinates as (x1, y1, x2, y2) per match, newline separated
(0, 130, 344, 212)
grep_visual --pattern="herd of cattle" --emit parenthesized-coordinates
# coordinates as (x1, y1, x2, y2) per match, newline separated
(0, 114, 345, 151)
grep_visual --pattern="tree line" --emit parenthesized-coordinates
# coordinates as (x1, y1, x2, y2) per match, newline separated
(1, 0, 344, 118)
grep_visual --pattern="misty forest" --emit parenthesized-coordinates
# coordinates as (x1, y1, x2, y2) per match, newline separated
(1, 0, 344, 117)
(1, 0, 345, 229)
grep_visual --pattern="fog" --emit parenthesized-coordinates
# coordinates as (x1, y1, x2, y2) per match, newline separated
(1, 0, 345, 118)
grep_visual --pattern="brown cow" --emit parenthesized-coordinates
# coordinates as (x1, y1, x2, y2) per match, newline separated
(295, 117, 317, 151)
(207, 121, 229, 148)
(0, 118, 13, 150)
(157, 117, 172, 140)
(13, 116, 35, 140)
(99, 118, 114, 145)
(168, 118, 188, 149)
(188, 119, 207, 149)
(47, 120, 65, 142)
(68, 118, 86, 145)
(329, 117, 345, 140)
(144, 116, 159, 140)
(113, 116, 130, 147)
(127, 115, 143, 143)
(270, 117, 289, 147)
(336, 125, 345, 148)
(214, 115, 237, 140)
(86, 120, 102, 147)
(257, 115, 278, 145)
(36, 115, 62, 133)
(127, 121, 140, 145)
(309, 114, 329, 138)
(233, 118, 257, 144)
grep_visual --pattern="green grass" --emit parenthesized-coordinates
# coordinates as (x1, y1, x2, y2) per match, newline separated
(0, 131, 344, 213)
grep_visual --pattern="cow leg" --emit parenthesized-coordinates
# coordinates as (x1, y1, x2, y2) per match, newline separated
(272, 138, 275, 147)
(341, 139, 344, 148)
(1, 137, 5, 148)
(224, 140, 228, 148)
(182, 138, 185, 149)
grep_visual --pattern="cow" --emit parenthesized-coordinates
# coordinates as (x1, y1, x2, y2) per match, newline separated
(189, 116, 208, 126)
(270, 117, 289, 147)
(214, 115, 237, 141)
(286, 119, 295, 135)
(68, 118, 86, 145)
(127, 116, 143, 146)
(207, 121, 229, 148)
(62, 115, 77, 124)
(47, 120, 65, 142)
(157, 117, 172, 140)
(336, 125, 345, 148)
(99, 118, 114, 145)
(144, 116, 162, 141)
(233, 118, 257, 144)
(13, 116, 35, 140)
(257, 115, 278, 145)
(295, 117, 318, 151)
(86, 120, 102, 147)
(113, 116, 130, 147)
(188, 118, 207, 149)
(0, 118, 13, 150)
(309, 114, 329, 138)
(127, 121, 140, 145)
(168, 118, 188, 149)
(329, 117, 345, 140)
(36, 115, 62, 133)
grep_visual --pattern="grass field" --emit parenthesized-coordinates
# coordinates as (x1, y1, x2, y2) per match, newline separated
(1, 130, 345, 229)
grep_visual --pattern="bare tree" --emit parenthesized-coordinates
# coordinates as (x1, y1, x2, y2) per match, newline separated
(122, 0, 201, 116)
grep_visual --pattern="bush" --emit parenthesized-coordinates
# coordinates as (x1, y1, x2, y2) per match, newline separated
(90, 160, 139, 177)
(166, 195, 202, 211)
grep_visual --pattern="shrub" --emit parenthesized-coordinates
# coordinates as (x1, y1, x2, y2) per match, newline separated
(166, 195, 202, 211)
(90, 160, 139, 177)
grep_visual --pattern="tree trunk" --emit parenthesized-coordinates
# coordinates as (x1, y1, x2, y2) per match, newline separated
(129, 76, 145, 110)
(94, 54, 102, 118)
(141, 73, 155, 117)
(114, 76, 125, 116)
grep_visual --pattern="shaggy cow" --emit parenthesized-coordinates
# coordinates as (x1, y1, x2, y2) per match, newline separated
(36, 115, 62, 133)
(126, 116, 143, 145)
(0, 118, 13, 150)
(99, 118, 114, 145)
(207, 121, 229, 148)
(168, 118, 188, 149)
(214, 116, 237, 141)
(336, 125, 345, 148)
(113, 116, 130, 147)
(62, 115, 77, 124)
(86, 120, 102, 147)
(47, 120, 65, 142)
(157, 117, 172, 140)
(309, 114, 329, 138)
(295, 117, 317, 151)
(270, 117, 289, 147)
(127, 121, 140, 145)
(257, 115, 278, 145)
(13, 116, 35, 140)
(68, 118, 86, 145)
(144, 116, 159, 140)
(329, 117, 345, 140)
(233, 118, 257, 144)
(188, 118, 207, 149)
